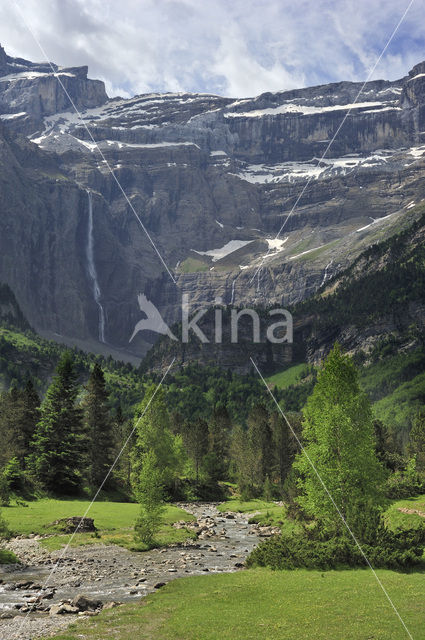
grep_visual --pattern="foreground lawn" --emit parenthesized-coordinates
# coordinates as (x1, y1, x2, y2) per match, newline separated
(2, 499, 194, 551)
(45, 567, 425, 640)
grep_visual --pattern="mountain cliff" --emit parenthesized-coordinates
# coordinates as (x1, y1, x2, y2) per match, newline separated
(1, 44, 425, 360)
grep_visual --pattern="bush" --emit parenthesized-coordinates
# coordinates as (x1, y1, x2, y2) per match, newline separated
(385, 458, 425, 499)
(0, 549, 18, 564)
(0, 510, 11, 540)
(0, 474, 10, 506)
(247, 523, 425, 571)
(3, 457, 31, 495)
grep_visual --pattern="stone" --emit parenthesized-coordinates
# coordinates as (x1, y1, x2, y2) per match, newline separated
(103, 601, 121, 610)
(0, 612, 13, 619)
(154, 582, 166, 589)
(71, 594, 102, 611)
(47, 517, 97, 534)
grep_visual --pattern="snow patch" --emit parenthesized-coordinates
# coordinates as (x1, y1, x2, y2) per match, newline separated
(224, 101, 387, 119)
(192, 240, 253, 262)
(0, 111, 27, 120)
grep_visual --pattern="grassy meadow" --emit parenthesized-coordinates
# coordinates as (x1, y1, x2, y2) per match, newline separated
(44, 567, 425, 640)
(2, 499, 195, 551)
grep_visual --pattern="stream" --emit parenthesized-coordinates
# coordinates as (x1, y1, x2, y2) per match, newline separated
(0, 503, 262, 640)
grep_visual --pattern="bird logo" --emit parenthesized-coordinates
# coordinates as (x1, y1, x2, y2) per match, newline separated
(129, 293, 177, 342)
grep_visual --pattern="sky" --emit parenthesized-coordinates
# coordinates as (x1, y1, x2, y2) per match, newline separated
(0, 0, 424, 99)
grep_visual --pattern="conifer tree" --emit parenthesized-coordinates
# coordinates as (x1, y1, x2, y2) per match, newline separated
(82, 363, 114, 489)
(408, 412, 425, 472)
(30, 352, 83, 494)
(0, 379, 40, 468)
(207, 407, 231, 480)
(183, 418, 209, 483)
(247, 404, 273, 485)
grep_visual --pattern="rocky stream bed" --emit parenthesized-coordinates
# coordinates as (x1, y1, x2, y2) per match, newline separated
(0, 503, 276, 640)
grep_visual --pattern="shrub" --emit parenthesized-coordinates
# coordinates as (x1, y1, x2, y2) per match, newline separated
(0, 549, 18, 564)
(385, 458, 425, 499)
(247, 521, 425, 571)
(0, 474, 10, 506)
(0, 510, 11, 540)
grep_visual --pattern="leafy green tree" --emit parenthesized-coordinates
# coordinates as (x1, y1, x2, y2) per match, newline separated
(113, 403, 133, 490)
(131, 385, 177, 496)
(82, 363, 115, 489)
(30, 352, 83, 494)
(294, 344, 386, 534)
(134, 450, 165, 546)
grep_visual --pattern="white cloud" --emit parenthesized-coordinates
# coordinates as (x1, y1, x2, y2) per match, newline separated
(0, 0, 423, 99)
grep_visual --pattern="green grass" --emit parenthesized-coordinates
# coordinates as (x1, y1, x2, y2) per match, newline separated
(44, 567, 425, 640)
(266, 363, 309, 389)
(178, 257, 209, 273)
(2, 499, 194, 551)
(0, 327, 43, 352)
(385, 494, 425, 532)
(297, 240, 339, 262)
(0, 549, 19, 564)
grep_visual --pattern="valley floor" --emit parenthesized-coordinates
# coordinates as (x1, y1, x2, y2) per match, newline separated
(45, 567, 425, 640)
(1, 498, 424, 639)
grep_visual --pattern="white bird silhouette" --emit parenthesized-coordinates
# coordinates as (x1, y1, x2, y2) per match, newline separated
(129, 294, 177, 342)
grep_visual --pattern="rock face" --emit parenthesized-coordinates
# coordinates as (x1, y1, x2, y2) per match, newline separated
(1, 46, 425, 360)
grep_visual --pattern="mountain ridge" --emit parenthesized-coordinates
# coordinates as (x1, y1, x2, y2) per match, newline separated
(1, 46, 425, 360)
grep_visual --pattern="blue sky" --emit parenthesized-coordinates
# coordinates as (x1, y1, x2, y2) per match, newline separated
(1, 0, 423, 98)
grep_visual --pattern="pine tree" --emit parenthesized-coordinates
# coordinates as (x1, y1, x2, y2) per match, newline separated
(207, 407, 231, 480)
(82, 363, 114, 489)
(30, 352, 83, 494)
(408, 412, 425, 472)
(247, 404, 273, 485)
(17, 379, 40, 466)
(231, 424, 262, 499)
(294, 344, 386, 534)
(270, 411, 299, 488)
(183, 418, 209, 483)
(0, 379, 39, 469)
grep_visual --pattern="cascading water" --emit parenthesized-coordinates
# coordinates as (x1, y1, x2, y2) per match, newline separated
(230, 278, 236, 305)
(86, 190, 106, 343)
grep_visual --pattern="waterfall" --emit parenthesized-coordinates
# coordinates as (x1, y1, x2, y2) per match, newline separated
(320, 259, 333, 288)
(86, 190, 106, 343)
(230, 278, 236, 305)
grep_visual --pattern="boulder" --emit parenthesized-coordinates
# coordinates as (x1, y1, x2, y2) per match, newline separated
(47, 517, 97, 533)
(71, 594, 102, 611)
(154, 582, 166, 589)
